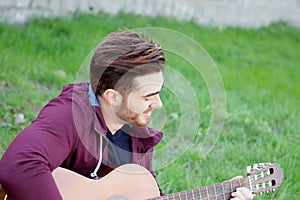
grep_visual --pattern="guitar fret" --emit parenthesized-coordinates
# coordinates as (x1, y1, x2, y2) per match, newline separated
(213, 184, 217, 199)
(177, 193, 181, 200)
(222, 182, 226, 200)
(223, 181, 233, 199)
(185, 189, 193, 199)
(191, 189, 198, 199)
(206, 186, 209, 198)
(198, 188, 202, 199)
(200, 187, 208, 199)
(215, 183, 224, 200)
(167, 193, 171, 200)
(207, 185, 216, 199)
(192, 189, 195, 199)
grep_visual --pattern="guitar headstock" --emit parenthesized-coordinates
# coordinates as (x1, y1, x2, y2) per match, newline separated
(247, 163, 283, 195)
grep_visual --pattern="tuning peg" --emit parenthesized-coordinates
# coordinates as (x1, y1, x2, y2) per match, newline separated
(253, 164, 258, 169)
(258, 163, 268, 169)
(247, 166, 251, 173)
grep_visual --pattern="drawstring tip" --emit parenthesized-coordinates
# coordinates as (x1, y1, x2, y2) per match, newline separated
(90, 172, 100, 180)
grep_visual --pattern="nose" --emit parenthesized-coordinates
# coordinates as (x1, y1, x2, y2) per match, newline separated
(151, 94, 163, 109)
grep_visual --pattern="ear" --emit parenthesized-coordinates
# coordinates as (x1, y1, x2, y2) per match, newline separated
(102, 89, 122, 106)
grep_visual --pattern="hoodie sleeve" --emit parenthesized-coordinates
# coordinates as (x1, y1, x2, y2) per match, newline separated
(0, 100, 77, 200)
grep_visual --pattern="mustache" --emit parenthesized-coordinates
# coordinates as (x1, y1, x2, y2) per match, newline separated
(143, 107, 153, 114)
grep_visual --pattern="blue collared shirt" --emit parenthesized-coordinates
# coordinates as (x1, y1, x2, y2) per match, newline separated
(88, 84, 100, 107)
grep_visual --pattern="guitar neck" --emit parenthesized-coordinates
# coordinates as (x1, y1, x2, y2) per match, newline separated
(148, 177, 250, 200)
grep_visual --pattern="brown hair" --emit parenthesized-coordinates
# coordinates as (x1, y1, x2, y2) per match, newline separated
(90, 30, 165, 96)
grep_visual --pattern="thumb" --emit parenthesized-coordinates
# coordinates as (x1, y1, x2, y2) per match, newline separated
(230, 175, 243, 181)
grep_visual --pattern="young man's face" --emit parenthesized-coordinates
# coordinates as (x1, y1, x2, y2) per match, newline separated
(115, 71, 164, 127)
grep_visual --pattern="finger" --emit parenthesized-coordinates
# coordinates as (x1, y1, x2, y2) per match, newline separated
(231, 190, 246, 200)
(236, 187, 253, 200)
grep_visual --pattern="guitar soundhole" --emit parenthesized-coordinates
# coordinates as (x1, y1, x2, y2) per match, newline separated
(107, 195, 129, 200)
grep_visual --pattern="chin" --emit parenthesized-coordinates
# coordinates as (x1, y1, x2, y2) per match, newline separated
(134, 117, 151, 127)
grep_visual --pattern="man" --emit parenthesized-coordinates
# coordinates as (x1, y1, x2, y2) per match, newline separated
(0, 30, 252, 200)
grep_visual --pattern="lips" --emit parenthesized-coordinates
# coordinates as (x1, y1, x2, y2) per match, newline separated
(143, 108, 152, 116)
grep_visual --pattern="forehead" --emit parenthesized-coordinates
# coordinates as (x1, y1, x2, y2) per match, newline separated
(130, 72, 164, 94)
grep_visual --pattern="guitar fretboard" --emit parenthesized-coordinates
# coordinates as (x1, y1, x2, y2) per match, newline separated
(148, 177, 250, 200)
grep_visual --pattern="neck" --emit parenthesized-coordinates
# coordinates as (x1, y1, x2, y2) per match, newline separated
(97, 96, 124, 134)
(148, 177, 250, 200)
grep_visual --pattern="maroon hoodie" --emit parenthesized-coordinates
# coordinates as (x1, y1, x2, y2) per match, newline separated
(0, 82, 163, 200)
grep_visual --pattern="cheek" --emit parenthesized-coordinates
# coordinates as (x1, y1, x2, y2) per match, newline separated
(126, 98, 149, 113)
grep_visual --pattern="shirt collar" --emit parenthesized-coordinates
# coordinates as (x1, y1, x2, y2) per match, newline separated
(88, 83, 100, 107)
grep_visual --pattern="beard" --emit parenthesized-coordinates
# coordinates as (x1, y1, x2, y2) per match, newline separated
(128, 110, 151, 127)
(115, 100, 152, 127)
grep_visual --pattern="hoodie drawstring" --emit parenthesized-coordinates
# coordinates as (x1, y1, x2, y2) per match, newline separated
(90, 135, 103, 179)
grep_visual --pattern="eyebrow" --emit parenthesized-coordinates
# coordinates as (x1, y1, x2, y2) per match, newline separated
(142, 83, 164, 98)
(143, 91, 161, 98)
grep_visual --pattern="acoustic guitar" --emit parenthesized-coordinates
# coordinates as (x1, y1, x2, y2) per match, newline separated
(0, 163, 283, 200)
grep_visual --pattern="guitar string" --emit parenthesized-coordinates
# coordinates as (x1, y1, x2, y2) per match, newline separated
(149, 178, 257, 200)
(157, 190, 238, 200)
(158, 189, 244, 200)
(157, 181, 257, 200)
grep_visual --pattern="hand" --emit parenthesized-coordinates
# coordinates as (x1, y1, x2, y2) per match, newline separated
(231, 187, 253, 200)
(230, 176, 253, 200)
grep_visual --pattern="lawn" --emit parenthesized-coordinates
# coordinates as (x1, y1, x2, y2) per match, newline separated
(0, 12, 299, 199)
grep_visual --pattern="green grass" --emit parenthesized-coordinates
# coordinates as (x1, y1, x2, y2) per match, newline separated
(0, 12, 299, 199)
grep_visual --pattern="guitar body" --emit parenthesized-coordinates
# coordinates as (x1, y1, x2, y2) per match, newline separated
(52, 164, 160, 200)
